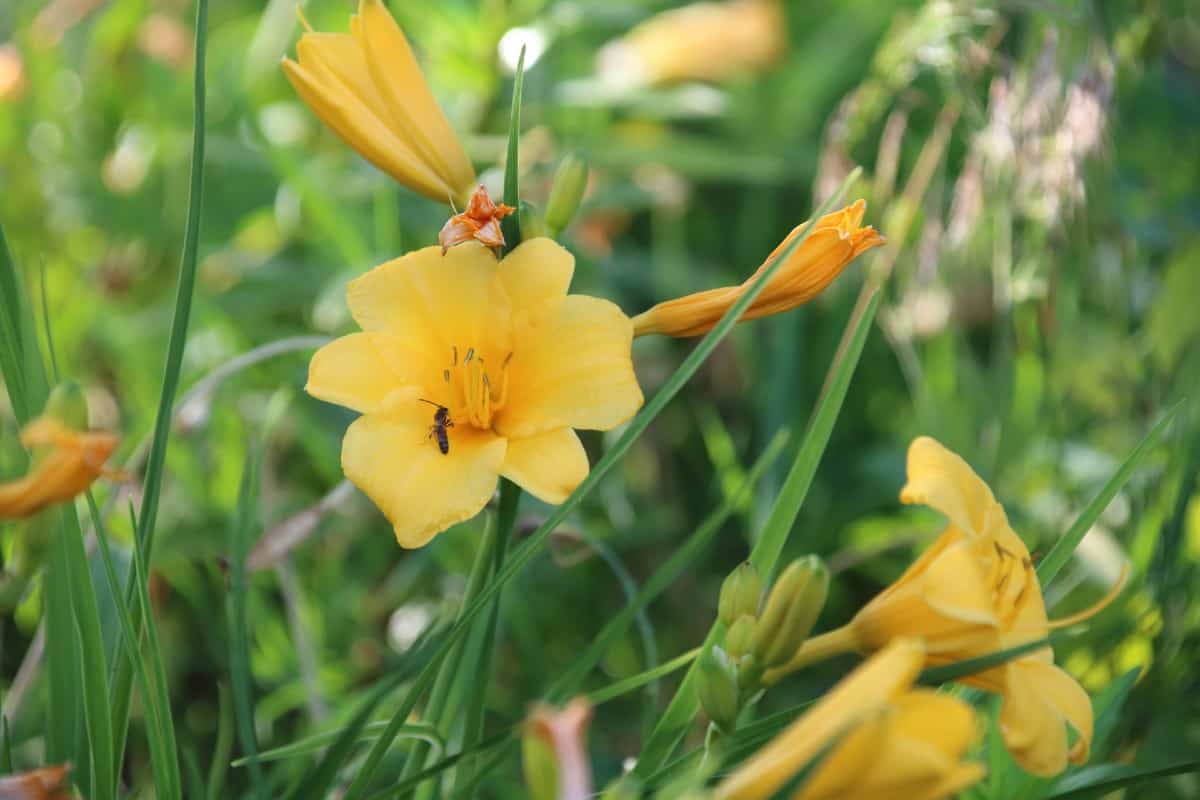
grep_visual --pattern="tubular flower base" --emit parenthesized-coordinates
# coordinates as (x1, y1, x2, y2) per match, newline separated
(769, 437, 1111, 777)
(306, 239, 643, 548)
(597, 0, 786, 88)
(0, 416, 119, 520)
(716, 639, 984, 800)
(282, 0, 475, 204)
(631, 200, 884, 338)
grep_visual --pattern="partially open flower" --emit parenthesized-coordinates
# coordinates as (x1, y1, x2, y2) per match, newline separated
(768, 437, 1120, 777)
(0, 416, 120, 520)
(525, 698, 594, 800)
(306, 239, 643, 547)
(0, 764, 72, 800)
(716, 638, 984, 800)
(597, 0, 787, 88)
(631, 200, 884, 338)
(282, 0, 475, 204)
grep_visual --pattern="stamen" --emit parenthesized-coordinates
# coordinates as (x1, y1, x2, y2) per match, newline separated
(453, 346, 459, 366)
(1048, 563, 1129, 630)
(443, 369, 451, 383)
(295, 5, 314, 32)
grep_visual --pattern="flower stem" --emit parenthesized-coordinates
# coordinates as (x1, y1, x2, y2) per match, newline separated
(762, 625, 860, 686)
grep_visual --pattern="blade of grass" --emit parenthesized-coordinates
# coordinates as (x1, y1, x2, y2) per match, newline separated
(635, 288, 883, 777)
(229, 444, 267, 798)
(500, 46, 525, 251)
(1037, 400, 1183, 586)
(207, 684, 234, 800)
(110, 0, 209, 770)
(588, 647, 701, 706)
(547, 428, 789, 702)
(237, 724, 443, 767)
(87, 495, 180, 800)
(340, 169, 865, 798)
(0, 716, 12, 772)
(43, 533, 80, 765)
(1048, 760, 1200, 799)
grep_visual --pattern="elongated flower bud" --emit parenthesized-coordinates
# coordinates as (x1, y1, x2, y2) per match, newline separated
(725, 615, 757, 660)
(545, 154, 589, 235)
(697, 645, 740, 733)
(751, 556, 829, 669)
(45, 380, 88, 430)
(631, 201, 884, 338)
(718, 561, 762, 627)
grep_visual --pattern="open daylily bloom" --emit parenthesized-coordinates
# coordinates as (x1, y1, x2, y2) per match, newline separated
(0, 416, 119, 520)
(716, 638, 984, 800)
(306, 239, 643, 547)
(282, 0, 475, 204)
(630, 200, 884, 338)
(768, 437, 1115, 777)
(597, 0, 786, 88)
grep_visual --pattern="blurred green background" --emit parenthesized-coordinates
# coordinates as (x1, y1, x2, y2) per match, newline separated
(2, 0, 1199, 796)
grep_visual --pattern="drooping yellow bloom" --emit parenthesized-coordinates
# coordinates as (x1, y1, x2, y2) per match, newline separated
(716, 638, 984, 800)
(597, 0, 787, 88)
(0, 416, 119, 520)
(282, 0, 475, 204)
(631, 200, 884, 338)
(306, 239, 643, 548)
(768, 437, 1111, 777)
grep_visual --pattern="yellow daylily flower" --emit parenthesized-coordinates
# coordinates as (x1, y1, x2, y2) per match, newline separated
(630, 200, 884, 338)
(597, 0, 786, 88)
(282, 0, 475, 204)
(0, 416, 119, 520)
(306, 239, 643, 548)
(769, 436, 1117, 777)
(716, 638, 984, 800)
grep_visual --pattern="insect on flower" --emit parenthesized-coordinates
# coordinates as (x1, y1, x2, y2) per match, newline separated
(419, 398, 454, 455)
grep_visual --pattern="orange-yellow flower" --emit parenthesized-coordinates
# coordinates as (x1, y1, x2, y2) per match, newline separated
(768, 437, 1114, 777)
(716, 638, 984, 800)
(0, 416, 119, 520)
(597, 0, 786, 88)
(306, 239, 643, 548)
(630, 201, 884, 338)
(282, 0, 475, 204)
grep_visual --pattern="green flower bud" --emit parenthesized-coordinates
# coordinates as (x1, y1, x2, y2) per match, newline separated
(519, 200, 547, 241)
(545, 154, 589, 236)
(696, 645, 739, 734)
(521, 727, 558, 800)
(718, 561, 762, 627)
(724, 615, 756, 660)
(750, 556, 830, 669)
(44, 380, 88, 430)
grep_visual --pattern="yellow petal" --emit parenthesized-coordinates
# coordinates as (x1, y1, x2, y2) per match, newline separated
(282, 50, 450, 201)
(888, 690, 979, 759)
(354, 0, 475, 197)
(998, 661, 1069, 776)
(714, 638, 926, 800)
(0, 422, 119, 520)
(341, 390, 506, 547)
(497, 238, 575, 326)
(1011, 659, 1094, 766)
(346, 243, 512, 366)
(900, 436, 999, 539)
(307, 332, 409, 414)
(496, 295, 642, 439)
(501, 428, 589, 504)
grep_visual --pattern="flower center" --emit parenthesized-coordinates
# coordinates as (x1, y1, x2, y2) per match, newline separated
(989, 541, 1035, 626)
(439, 345, 511, 431)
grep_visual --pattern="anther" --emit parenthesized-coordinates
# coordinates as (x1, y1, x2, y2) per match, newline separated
(443, 369, 451, 383)
(464, 347, 475, 364)
(453, 346, 459, 365)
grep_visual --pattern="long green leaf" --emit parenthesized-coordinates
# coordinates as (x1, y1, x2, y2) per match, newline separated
(501, 47, 525, 250)
(588, 647, 700, 706)
(207, 685, 234, 800)
(1048, 760, 1200, 799)
(918, 635, 1060, 685)
(1037, 401, 1182, 585)
(339, 169, 867, 797)
(635, 288, 883, 776)
(548, 428, 789, 702)
(111, 0, 209, 769)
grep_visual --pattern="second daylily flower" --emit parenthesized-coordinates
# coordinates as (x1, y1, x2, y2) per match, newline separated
(631, 200, 884, 338)
(306, 239, 643, 548)
(282, 0, 476, 204)
(0, 415, 119, 520)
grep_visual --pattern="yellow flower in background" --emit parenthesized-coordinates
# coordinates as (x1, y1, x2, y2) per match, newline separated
(631, 200, 884, 338)
(716, 638, 984, 800)
(769, 436, 1115, 777)
(282, 0, 475, 204)
(0, 416, 119, 520)
(597, 0, 787, 88)
(306, 239, 643, 548)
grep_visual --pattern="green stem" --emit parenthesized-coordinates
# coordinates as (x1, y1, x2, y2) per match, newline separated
(762, 626, 860, 685)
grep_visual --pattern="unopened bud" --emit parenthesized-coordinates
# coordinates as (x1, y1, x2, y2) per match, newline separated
(724, 615, 756, 660)
(750, 556, 829, 669)
(696, 645, 739, 734)
(519, 200, 547, 241)
(718, 561, 761, 627)
(521, 729, 558, 800)
(44, 380, 88, 430)
(599, 775, 642, 800)
(545, 154, 589, 235)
